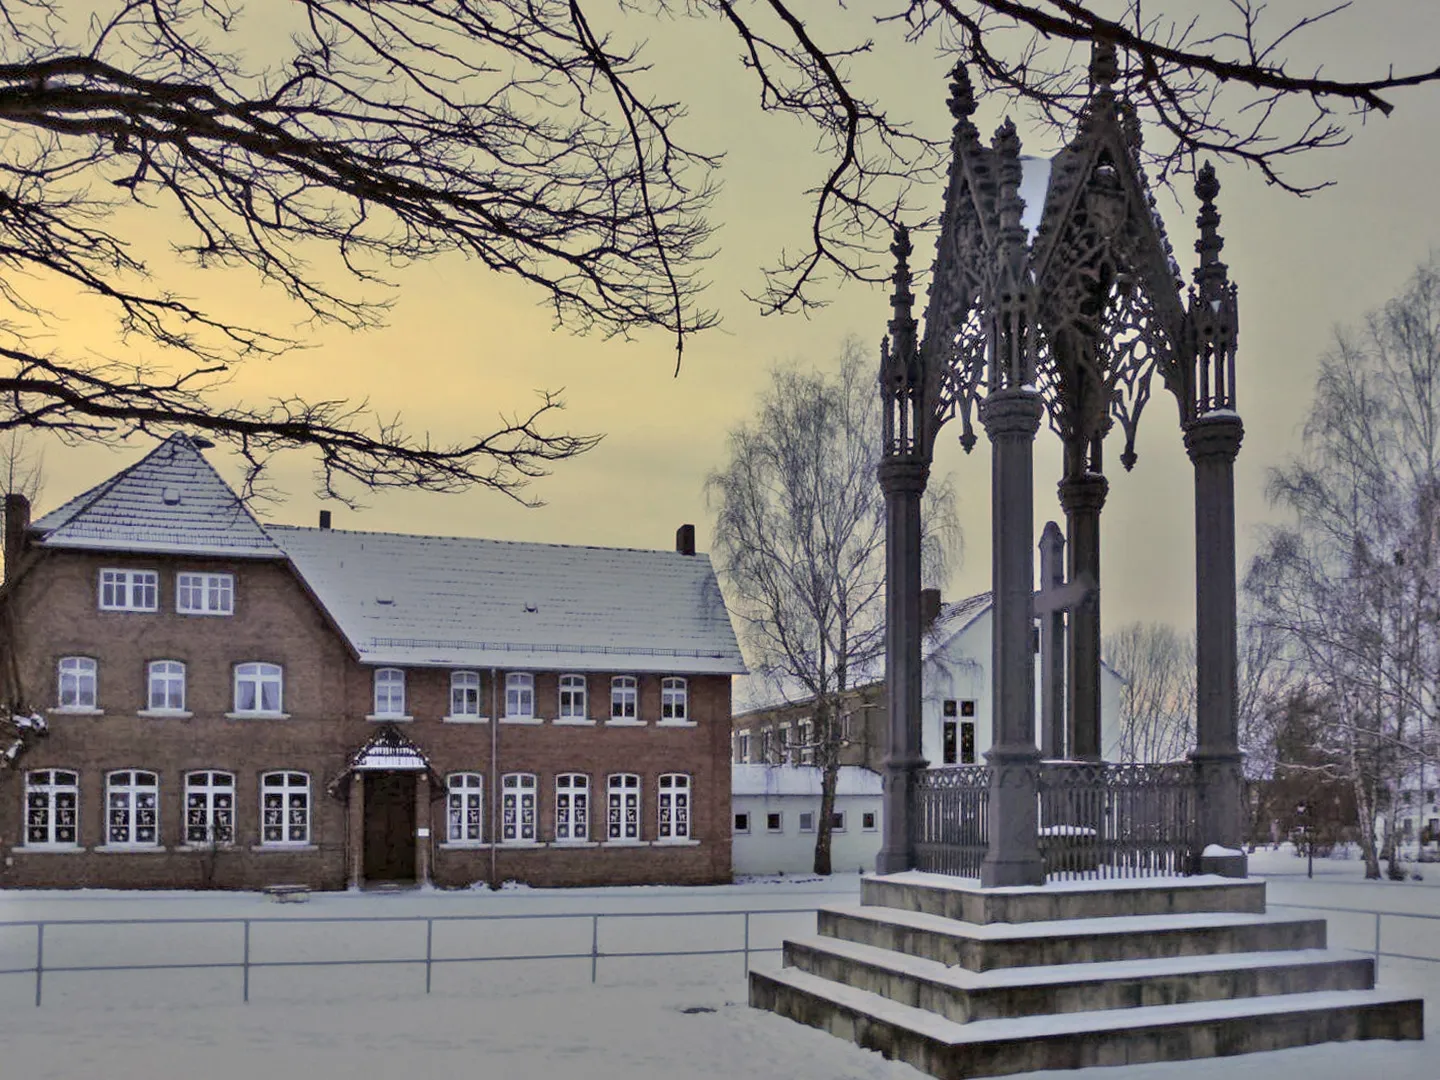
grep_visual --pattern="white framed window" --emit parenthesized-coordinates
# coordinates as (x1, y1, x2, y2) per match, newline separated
(449, 671, 481, 718)
(830, 810, 846, 833)
(798, 719, 815, 765)
(862, 810, 878, 831)
(147, 660, 186, 712)
(372, 668, 406, 717)
(658, 773, 691, 841)
(661, 677, 688, 721)
(737, 732, 751, 764)
(505, 673, 534, 719)
(57, 656, 97, 709)
(446, 773, 484, 843)
(779, 724, 792, 764)
(176, 572, 234, 615)
(558, 674, 587, 719)
(260, 772, 310, 845)
(106, 770, 159, 846)
(733, 812, 750, 834)
(185, 771, 235, 845)
(501, 773, 537, 842)
(555, 773, 590, 842)
(607, 773, 640, 841)
(234, 662, 283, 714)
(25, 770, 79, 847)
(610, 675, 638, 720)
(99, 568, 158, 612)
(798, 811, 815, 833)
(766, 811, 783, 833)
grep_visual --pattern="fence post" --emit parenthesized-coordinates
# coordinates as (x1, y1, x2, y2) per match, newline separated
(591, 914, 599, 984)
(743, 913, 750, 976)
(242, 920, 251, 1003)
(1374, 911, 1382, 971)
(34, 922, 44, 1007)
(425, 918, 434, 994)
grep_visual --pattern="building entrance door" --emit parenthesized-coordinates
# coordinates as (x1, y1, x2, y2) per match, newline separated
(363, 772, 417, 882)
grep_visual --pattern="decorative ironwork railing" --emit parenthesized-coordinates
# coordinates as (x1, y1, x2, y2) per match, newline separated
(1037, 761, 1198, 880)
(910, 761, 1199, 881)
(912, 765, 991, 877)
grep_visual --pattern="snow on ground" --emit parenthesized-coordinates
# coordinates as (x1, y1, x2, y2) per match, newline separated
(0, 859, 1437, 1080)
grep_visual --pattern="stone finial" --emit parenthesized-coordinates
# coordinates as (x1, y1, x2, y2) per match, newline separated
(992, 117, 1021, 160)
(1193, 161, 1228, 291)
(948, 63, 977, 121)
(887, 223, 917, 359)
(1089, 37, 1119, 90)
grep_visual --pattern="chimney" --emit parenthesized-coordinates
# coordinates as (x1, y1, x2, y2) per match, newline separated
(920, 588, 942, 633)
(676, 523, 696, 556)
(4, 493, 30, 582)
(318, 510, 332, 530)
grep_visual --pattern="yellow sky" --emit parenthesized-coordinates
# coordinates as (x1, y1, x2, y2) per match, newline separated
(29, 0, 1440, 640)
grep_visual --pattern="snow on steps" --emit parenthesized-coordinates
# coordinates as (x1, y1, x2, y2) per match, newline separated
(781, 935, 1376, 1022)
(751, 966, 1422, 1079)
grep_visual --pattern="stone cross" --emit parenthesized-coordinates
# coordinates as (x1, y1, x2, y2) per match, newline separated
(1032, 520, 1094, 760)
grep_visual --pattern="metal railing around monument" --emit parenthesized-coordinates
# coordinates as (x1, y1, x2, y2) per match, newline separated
(911, 761, 1200, 881)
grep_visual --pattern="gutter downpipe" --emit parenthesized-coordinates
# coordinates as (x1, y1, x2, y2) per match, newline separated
(490, 667, 500, 889)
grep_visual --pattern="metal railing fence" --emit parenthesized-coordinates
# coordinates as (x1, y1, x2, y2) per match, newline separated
(1266, 900, 1440, 972)
(0, 906, 817, 1007)
(913, 765, 991, 877)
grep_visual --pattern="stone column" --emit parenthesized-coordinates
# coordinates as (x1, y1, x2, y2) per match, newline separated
(348, 772, 365, 890)
(1184, 413, 1247, 878)
(415, 771, 431, 885)
(1037, 521, 1067, 760)
(876, 458, 930, 876)
(980, 388, 1046, 888)
(1058, 471, 1107, 763)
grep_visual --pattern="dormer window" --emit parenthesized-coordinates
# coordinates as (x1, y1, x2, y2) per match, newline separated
(177, 572, 233, 615)
(99, 569, 158, 612)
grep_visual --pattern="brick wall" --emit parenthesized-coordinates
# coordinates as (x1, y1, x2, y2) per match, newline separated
(0, 548, 732, 891)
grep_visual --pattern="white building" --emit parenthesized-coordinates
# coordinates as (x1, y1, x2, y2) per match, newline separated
(731, 764, 883, 875)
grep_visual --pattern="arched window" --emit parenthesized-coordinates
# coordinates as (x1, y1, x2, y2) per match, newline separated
(658, 773, 691, 841)
(555, 774, 590, 842)
(184, 771, 235, 845)
(610, 676, 638, 721)
(446, 773, 484, 843)
(558, 674, 587, 719)
(106, 770, 160, 846)
(501, 773, 537, 842)
(57, 657, 97, 710)
(260, 771, 310, 845)
(660, 677, 688, 722)
(373, 668, 406, 717)
(505, 673, 534, 719)
(449, 671, 481, 718)
(148, 660, 186, 712)
(234, 663, 283, 714)
(25, 770, 79, 847)
(607, 773, 640, 841)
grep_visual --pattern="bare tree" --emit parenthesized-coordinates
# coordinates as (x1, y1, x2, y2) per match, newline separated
(1103, 621, 1195, 764)
(708, 336, 959, 874)
(1247, 258, 1440, 879)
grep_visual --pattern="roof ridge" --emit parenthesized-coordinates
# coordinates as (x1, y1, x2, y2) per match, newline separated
(266, 522, 704, 558)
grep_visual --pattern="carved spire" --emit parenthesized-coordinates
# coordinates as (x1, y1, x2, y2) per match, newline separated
(1188, 161, 1239, 417)
(993, 118, 1026, 255)
(1193, 161, 1228, 299)
(1089, 37, 1118, 92)
(882, 223, 926, 458)
(889, 223, 917, 354)
(948, 62, 977, 122)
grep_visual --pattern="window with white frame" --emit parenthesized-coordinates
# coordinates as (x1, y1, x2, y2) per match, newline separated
(797, 719, 815, 765)
(505, 673, 534, 719)
(501, 773, 537, 842)
(446, 773, 483, 843)
(234, 663, 283, 714)
(558, 674, 587, 719)
(260, 772, 310, 845)
(610, 676, 638, 720)
(862, 810, 878, 831)
(184, 771, 235, 845)
(147, 660, 186, 712)
(766, 811, 782, 833)
(25, 770, 79, 846)
(661, 677, 688, 721)
(830, 810, 846, 832)
(449, 671, 481, 718)
(176, 572, 234, 615)
(779, 724, 792, 764)
(100, 569, 159, 612)
(555, 773, 589, 842)
(798, 811, 815, 833)
(373, 668, 406, 717)
(737, 732, 751, 764)
(57, 656, 97, 709)
(658, 774, 691, 841)
(106, 770, 159, 846)
(733, 812, 750, 834)
(607, 773, 640, 841)
(760, 727, 773, 763)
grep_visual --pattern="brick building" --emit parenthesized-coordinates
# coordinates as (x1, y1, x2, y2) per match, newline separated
(0, 435, 746, 891)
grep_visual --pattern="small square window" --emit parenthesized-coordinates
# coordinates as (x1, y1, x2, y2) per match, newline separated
(830, 811, 846, 832)
(960, 699, 976, 718)
(798, 812, 815, 833)
(733, 812, 750, 834)
(862, 811, 877, 831)
(766, 812, 783, 833)
(943, 699, 957, 717)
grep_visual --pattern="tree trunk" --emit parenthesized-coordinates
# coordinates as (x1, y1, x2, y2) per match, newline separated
(814, 759, 840, 875)
(1353, 778, 1381, 879)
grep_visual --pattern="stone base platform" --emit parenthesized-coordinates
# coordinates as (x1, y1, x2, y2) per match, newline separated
(749, 873, 1423, 1078)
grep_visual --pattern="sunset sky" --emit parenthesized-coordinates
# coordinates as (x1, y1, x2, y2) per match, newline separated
(30, 0, 1440, 643)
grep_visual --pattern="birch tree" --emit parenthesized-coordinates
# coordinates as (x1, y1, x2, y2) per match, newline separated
(707, 336, 960, 874)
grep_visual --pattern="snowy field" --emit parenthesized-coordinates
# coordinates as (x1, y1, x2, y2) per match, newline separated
(1, 850, 1437, 1080)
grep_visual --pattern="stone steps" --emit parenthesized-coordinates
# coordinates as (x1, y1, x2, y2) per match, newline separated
(748, 874, 1425, 1076)
(782, 935, 1376, 1022)
(751, 965, 1423, 1080)
(818, 903, 1328, 971)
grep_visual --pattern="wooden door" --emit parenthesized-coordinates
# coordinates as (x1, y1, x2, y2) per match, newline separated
(363, 772, 417, 882)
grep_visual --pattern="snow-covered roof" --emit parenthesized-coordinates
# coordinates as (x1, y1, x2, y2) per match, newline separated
(924, 591, 993, 661)
(349, 725, 431, 772)
(731, 764, 883, 798)
(268, 525, 747, 674)
(31, 434, 280, 559)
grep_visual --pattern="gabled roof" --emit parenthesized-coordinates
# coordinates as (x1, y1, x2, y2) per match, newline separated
(924, 591, 994, 661)
(267, 525, 747, 675)
(31, 434, 280, 558)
